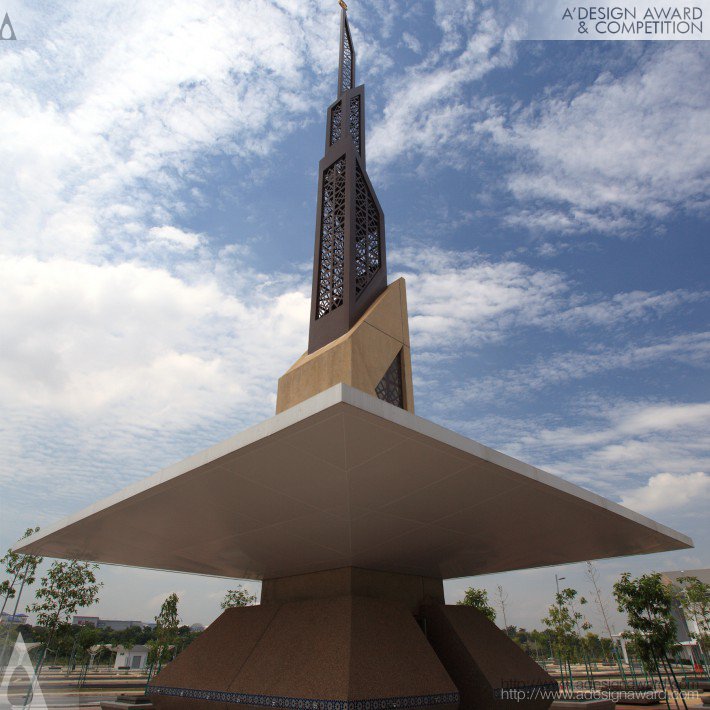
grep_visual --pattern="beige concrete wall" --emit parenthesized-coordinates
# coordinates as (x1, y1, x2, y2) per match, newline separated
(261, 566, 445, 612)
(276, 278, 415, 414)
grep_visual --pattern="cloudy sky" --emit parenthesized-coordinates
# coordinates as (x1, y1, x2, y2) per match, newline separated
(0, 0, 708, 633)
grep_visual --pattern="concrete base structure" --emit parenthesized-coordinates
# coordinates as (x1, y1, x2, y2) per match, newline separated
(147, 568, 555, 710)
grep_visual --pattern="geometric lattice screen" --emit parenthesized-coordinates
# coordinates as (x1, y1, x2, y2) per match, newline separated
(316, 156, 347, 319)
(375, 350, 404, 408)
(354, 164, 381, 297)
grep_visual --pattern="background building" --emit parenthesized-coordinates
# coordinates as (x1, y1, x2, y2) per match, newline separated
(113, 644, 149, 670)
(73, 615, 155, 630)
(661, 568, 710, 665)
(0, 612, 28, 624)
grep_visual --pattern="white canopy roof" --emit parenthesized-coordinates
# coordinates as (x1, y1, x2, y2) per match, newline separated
(14, 385, 692, 580)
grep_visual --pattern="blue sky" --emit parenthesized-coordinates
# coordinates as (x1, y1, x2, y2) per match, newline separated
(0, 0, 708, 633)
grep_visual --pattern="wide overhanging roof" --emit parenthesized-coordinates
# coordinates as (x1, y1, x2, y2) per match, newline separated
(15, 385, 692, 580)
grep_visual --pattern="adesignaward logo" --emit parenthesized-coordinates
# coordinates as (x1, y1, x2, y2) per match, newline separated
(518, 0, 710, 40)
(1, 12, 16, 40)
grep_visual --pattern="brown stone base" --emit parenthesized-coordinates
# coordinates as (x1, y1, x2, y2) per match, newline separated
(421, 603, 557, 710)
(148, 595, 458, 710)
(147, 568, 555, 710)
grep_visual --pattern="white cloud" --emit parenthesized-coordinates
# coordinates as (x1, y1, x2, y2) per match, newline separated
(401, 32, 422, 54)
(527, 401, 710, 452)
(495, 400, 710, 501)
(544, 290, 708, 328)
(0, 0, 336, 514)
(489, 43, 710, 234)
(147, 226, 204, 252)
(449, 332, 710, 404)
(368, 6, 517, 173)
(0, 253, 309, 425)
(0, 0, 340, 263)
(393, 245, 707, 352)
(369, 29, 709, 235)
(621, 472, 710, 514)
(620, 403, 710, 437)
(395, 246, 567, 348)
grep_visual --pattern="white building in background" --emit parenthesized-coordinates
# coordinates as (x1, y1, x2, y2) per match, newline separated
(661, 569, 710, 637)
(114, 644, 149, 670)
(73, 615, 156, 630)
(0, 612, 28, 624)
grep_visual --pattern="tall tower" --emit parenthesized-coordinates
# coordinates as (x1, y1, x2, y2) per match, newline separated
(276, 6, 414, 415)
(308, 7, 387, 354)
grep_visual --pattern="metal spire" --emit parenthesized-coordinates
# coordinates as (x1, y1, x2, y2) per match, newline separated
(307, 5, 387, 354)
(337, 6, 355, 96)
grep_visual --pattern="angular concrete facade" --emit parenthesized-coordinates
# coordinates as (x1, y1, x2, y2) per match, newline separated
(278, 278, 413, 414)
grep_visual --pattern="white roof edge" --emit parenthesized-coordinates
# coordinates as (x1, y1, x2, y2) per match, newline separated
(14, 382, 693, 554)
(13, 384, 349, 553)
(337, 385, 693, 549)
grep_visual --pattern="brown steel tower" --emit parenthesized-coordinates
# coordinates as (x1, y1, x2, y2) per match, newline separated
(308, 7, 387, 354)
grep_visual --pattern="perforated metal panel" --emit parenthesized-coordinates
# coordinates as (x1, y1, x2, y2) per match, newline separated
(376, 351, 404, 408)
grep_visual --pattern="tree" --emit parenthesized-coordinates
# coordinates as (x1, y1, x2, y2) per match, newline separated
(543, 588, 582, 661)
(24, 560, 101, 700)
(613, 572, 678, 666)
(28, 561, 102, 635)
(675, 576, 710, 647)
(495, 585, 510, 633)
(457, 587, 496, 622)
(0, 528, 44, 667)
(75, 624, 100, 662)
(0, 527, 43, 618)
(148, 593, 180, 668)
(221, 585, 257, 609)
(613, 571, 684, 708)
(586, 561, 615, 652)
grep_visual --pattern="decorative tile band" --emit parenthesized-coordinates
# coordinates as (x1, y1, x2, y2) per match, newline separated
(148, 686, 459, 709)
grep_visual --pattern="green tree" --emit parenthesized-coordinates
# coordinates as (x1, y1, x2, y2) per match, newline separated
(676, 576, 710, 654)
(613, 571, 683, 706)
(75, 624, 100, 663)
(0, 530, 44, 667)
(148, 593, 180, 668)
(0, 527, 43, 617)
(613, 572, 678, 666)
(457, 587, 496, 622)
(25, 560, 101, 697)
(221, 585, 257, 609)
(543, 588, 582, 661)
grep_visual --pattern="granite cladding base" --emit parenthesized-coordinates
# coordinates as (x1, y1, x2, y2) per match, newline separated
(147, 568, 555, 710)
